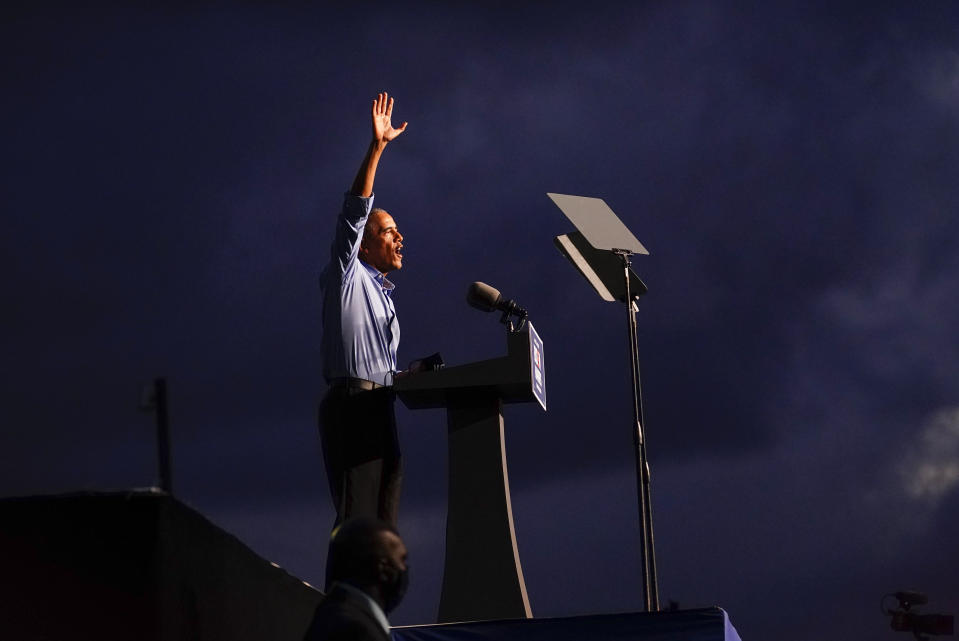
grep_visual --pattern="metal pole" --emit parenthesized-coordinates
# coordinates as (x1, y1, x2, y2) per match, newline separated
(154, 377, 173, 494)
(631, 298, 660, 611)
(615, 251, 658, 611)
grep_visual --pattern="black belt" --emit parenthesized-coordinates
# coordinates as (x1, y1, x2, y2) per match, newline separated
(328, 377, 387, 392)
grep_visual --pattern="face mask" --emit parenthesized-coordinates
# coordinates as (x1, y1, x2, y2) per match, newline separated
(382, 565, 409, 614)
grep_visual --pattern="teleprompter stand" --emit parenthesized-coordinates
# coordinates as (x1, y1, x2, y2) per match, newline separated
(394, 322, 546, 623)
(548, 192, 660, 612)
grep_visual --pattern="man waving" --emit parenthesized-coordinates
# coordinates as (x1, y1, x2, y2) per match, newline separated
(319, 92, 408, 528)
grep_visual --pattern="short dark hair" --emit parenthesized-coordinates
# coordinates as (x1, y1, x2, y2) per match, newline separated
(326, 517, 398, 585)
(362, 208, 389, 244)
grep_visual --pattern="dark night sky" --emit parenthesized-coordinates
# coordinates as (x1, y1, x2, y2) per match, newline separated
(3, 3, 958, 639)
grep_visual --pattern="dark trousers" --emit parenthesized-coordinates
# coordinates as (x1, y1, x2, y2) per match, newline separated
(319, 386, 402, 529)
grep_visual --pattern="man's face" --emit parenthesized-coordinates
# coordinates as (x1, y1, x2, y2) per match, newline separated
(381, 531, 408, 574)
(360, 211, 403, 274)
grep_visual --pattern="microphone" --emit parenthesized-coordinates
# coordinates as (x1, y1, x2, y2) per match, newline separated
(467, 282, 528, 318)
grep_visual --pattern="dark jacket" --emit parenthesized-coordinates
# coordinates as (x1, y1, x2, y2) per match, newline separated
(302, 584, 390, 641)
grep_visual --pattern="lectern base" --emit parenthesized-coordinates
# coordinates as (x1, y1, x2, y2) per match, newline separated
(438, 392, 531, 623)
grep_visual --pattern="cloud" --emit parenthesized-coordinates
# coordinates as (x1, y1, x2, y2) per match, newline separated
(920, 47, 959, 110)
(900, 406, 959, 503)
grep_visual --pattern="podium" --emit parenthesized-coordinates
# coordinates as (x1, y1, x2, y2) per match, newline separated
(395, 323, 545, 623)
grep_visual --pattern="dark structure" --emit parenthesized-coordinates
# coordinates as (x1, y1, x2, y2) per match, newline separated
(0, 490, 322, 641)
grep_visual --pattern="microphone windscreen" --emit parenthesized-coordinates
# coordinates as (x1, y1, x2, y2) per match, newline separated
(467, 281, 501, 312)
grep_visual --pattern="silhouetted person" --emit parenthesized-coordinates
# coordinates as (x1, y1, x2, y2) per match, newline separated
(303, 518, 409, 641)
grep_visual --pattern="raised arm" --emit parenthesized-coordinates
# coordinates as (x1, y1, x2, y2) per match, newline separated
(350, 92, 408, 197)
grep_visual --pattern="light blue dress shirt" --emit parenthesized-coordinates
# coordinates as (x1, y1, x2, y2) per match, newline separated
(321, 193, 400, 385)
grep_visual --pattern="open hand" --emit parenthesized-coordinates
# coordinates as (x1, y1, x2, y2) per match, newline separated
(372, 92, 407, 143)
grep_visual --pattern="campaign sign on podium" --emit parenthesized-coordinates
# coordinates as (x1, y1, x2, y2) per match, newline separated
(528, 323, 546, 411)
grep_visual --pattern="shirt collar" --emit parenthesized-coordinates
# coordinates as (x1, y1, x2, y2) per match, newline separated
(360, 260, 395, 293)
(335, 581, 391, 635)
